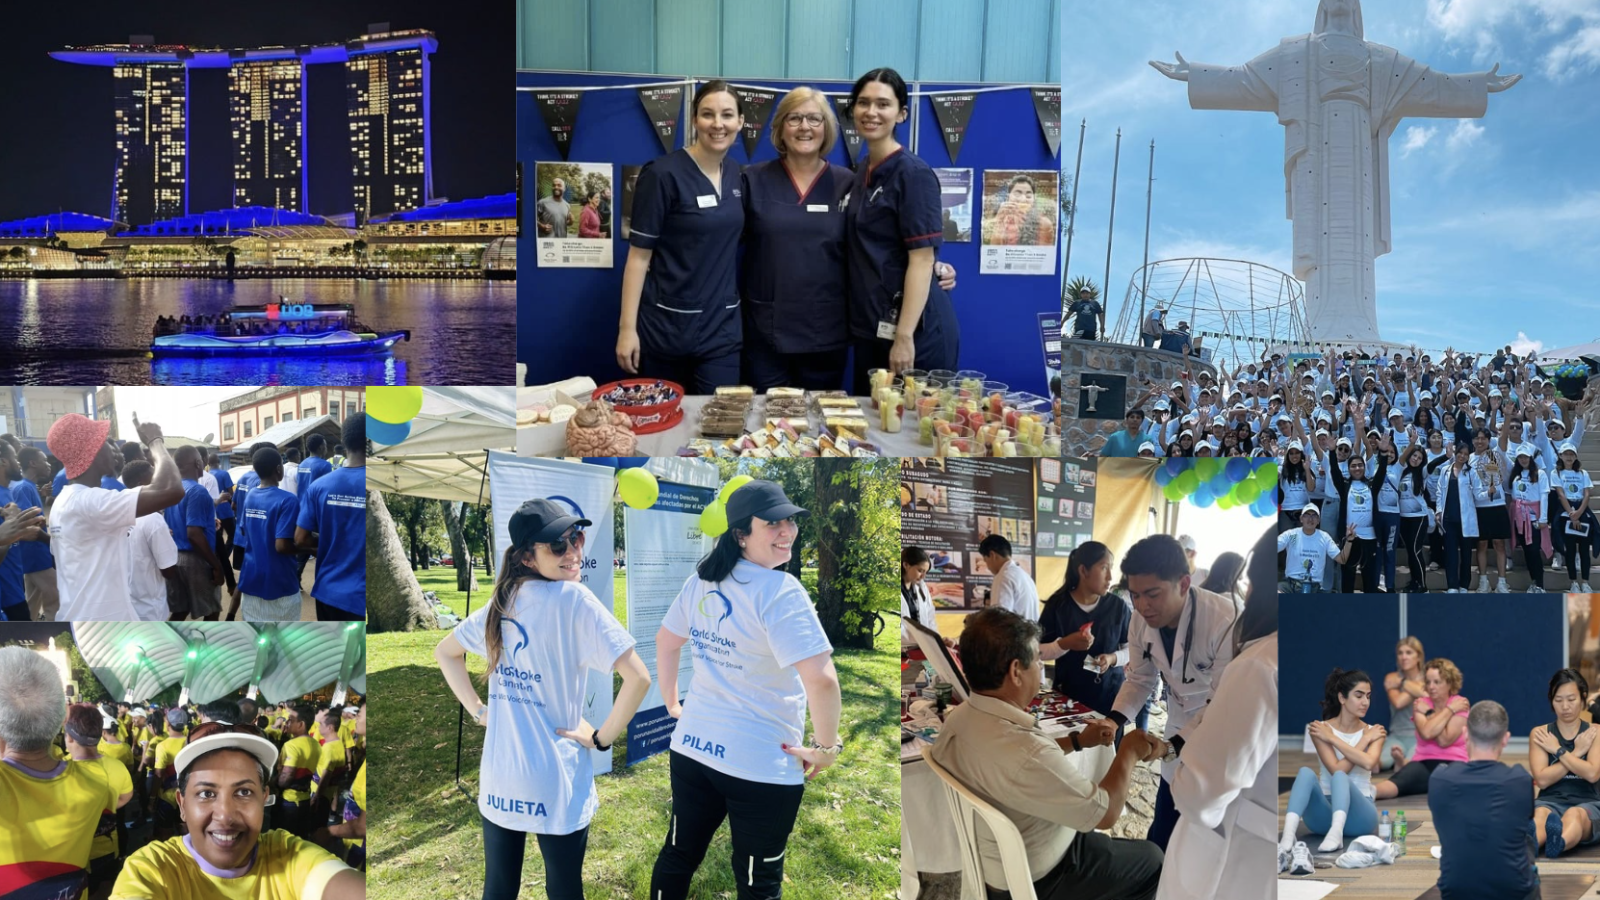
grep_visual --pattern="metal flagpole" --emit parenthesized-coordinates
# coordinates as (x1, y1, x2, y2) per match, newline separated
(455, 454, 494, 793)
(1063, 119, 1086, 284)
(1102, 128, 1121, 310)
(1140, 140, 1155, 334)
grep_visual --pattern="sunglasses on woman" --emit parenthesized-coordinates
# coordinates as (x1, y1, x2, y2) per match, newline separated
(542, 528, 586, 556)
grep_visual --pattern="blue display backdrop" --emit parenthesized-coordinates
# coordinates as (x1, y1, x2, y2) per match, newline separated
(518, 70, 1061, 396)
(1280, 596, 1565, 741)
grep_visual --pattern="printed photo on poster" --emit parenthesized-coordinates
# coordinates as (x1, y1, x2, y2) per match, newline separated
(619, 165, 642, 240)
(900, 458, 1037, 609)
(979, 169, 1059, 275)
(535, 161, 614, 268)
(934, 168, 974, 243)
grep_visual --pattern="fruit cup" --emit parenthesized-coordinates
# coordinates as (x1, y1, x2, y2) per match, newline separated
(937, 424, 974, 458)
(923, 414, 952, 447)
(981, 382, 1009, 416)
(879, 390, 904, 433)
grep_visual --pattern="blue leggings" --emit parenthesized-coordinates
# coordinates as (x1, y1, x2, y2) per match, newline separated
(1287, 767, 1379, 837)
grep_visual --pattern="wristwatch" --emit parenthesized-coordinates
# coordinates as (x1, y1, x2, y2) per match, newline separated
(472, 704, 488, 724)
(593, 732, 612, 752)
(1069, 731, 1083, 752)
(808, 738, 843, 759)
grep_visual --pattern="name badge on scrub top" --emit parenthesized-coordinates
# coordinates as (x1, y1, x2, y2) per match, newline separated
(806, 204, 829, 213)
(876, 299, 903, 341)
(696, 194, 718, 208)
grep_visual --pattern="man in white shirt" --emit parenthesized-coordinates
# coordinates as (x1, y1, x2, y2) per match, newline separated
(121, 460, 179, 621)
(929, 607, 1164, 899)
(1277, 505, 1353, 592)
(280, 448, 301, 497)
(1177, 535, 1208, 587)
(981, 535, 1040, 620)
(46, 414, 185, 621)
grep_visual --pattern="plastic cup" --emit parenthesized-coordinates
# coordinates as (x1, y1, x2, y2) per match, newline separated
(938, 424, 975, 458)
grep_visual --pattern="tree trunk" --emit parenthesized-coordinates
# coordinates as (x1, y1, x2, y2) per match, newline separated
(367, 491, 437, 632)
(812, 458, 873, 649)
(439, 499, 472, 592)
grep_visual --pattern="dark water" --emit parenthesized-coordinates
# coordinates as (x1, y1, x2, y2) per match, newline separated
(0, 278, 514, 385)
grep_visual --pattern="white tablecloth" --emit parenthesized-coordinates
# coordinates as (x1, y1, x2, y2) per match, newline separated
(900, 722, 1115, 891)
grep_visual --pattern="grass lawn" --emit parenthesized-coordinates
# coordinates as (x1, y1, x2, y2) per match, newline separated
(368, 567, 899, 899)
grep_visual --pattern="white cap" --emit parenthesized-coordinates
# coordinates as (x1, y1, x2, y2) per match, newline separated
(1138, 441, 1158, 456)
(131, 708, 148, 718)
(1288, 439, 1304, 451)
(174, 730, 281, 781)
(1196, 442, 1216, 455)
(1559, 441, 1579, 454)
(1178, 535, 1197, 552)
(1171, 381, 1184, 390)
(102, 716, 117, 730)
(1514, 443, 1535, 458)
(1316, 428, 1331, 437)
(1179, 429, 1195, 439)
(1321, 390, 1335, 398)
(1473, 409, 1486, 419)
(1301, 503, 1320, 516)
(1154, 399, 1170, 410)
(1277, 413, 1293, 423)
(1388, 408, 1404, 418)
(1488, 387, 1502, 397)
(1212, 416, 1227, 426)
(1420, 390, 1433, 399)
(1337, 437, 1353, 447)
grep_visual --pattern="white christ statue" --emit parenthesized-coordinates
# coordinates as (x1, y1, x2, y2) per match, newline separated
(1151, 0, 1519, 344)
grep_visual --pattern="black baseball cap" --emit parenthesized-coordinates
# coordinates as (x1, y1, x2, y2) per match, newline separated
(509, 498, 593, 547)
(725, 480, 808, 524)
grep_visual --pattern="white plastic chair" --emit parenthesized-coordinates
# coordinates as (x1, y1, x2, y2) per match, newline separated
(921, 744, 1038, 900)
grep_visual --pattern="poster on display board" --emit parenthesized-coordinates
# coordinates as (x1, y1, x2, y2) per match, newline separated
(534, 161, 613, 268)
(935, 168, 974, 243)
(899, 458, 1035, 611)
(1038, 312, 1062, 394)
(1036, 457, 1096, 558)
(484, 451, 619, 774)
(979, 169, 1059, 276)
(623, 480, 715, 766)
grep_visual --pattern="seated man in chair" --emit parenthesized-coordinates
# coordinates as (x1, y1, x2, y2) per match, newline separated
(1428, 700, 1539, 900)
(928, 607, 1164, 900)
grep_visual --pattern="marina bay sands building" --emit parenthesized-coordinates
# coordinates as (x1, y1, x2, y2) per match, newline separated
(51, 28, 437, 226)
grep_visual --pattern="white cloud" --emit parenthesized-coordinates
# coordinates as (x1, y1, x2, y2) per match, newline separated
(1445, 119, 1486, 151)
(1509, 330, 1546, 355)
(1425, 0, 1600, 80)
(1401, 125, 1438, 157)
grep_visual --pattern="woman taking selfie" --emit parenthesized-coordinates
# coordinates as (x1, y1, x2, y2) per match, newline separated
(435, 499, 651, 900)
(651, 480, 841, 899)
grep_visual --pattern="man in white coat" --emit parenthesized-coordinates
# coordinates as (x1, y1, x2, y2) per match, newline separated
(1106, 534, 1238, 851)
(981, 534, 1040, 620)
(1157, 527, 1279, 900)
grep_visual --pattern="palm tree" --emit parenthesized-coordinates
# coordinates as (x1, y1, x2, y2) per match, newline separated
(1064, 275, 1100, 303)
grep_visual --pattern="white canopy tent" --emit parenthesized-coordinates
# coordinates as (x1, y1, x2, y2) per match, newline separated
(1538, 340, 1600, 364)
(366, 387, 516, 503)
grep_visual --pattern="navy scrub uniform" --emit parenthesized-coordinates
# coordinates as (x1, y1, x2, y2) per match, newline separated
(845, 148, 960, 395)
(739, 159, 852, 391)
(628, 149, 745, 393)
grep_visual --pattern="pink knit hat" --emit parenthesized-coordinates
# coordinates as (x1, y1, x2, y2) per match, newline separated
(46, 414, 112, 480)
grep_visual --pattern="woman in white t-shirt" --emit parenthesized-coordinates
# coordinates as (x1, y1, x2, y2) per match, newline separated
(434, 498, 651, 900)
(650, 480, 841, 900)
(900, 545, 939, 648)
(1554, 443, 1595, 592)
(1279, 668, 1384, 866)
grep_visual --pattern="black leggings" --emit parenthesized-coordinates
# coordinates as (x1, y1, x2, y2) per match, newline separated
(1386, 758, 1449, 797)
(1514, 523, 1547, 589)
(1342, 537, 1380, 592)
(651, 751, 806, 900)
(1398, 516, 1429, 589)
(482, 815, 588, 900)
(1562, 508, 1597, 580)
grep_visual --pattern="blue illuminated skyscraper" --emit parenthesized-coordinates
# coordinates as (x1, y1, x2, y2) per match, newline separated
(345, 31, 434, 220)
(112, 62, 187, 225)
(229, 59, 307, 212)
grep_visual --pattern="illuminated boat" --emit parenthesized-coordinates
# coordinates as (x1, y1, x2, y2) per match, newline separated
(149, 300, 410, 358)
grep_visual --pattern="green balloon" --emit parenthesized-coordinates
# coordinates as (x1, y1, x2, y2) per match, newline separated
(699, 501, 729, 537)
(1235, 478, 1262, 503)
(1163, 480, 1186, 502)
(719, 474, 755, 504)
(1256, 461, 1280, 485)
(1195, 458, 1223, 481)
(1173, 470, 1200, 495)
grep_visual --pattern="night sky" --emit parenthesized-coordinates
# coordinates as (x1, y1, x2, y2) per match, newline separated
(0, 0, 513, 222)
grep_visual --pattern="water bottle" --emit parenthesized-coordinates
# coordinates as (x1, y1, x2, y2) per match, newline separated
(1379, 810, 1391, 841)
(1395, 811, 1407, 856)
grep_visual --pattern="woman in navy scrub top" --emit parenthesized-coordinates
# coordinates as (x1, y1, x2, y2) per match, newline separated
(617, 81, 747, 393)
(844, 68, 960, 394)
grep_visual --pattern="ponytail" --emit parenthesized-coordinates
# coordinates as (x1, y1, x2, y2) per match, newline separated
(1321, 667, 1371, 720)
(1064, 542, 1112, 595)
(485, 541, 548, 676)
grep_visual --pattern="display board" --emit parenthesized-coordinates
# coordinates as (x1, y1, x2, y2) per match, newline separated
(622, 480, 716, 766)
(519, 70, 1061, 396)
(899, 458, 1035, 611)
(1036, 456, 1096, 558)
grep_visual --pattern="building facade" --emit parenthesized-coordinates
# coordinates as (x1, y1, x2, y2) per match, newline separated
(218, 387, 365, 451)
(113, 63, 188, 225)
(0, 388, 98, 447)
(346, 40, 431, 220)
(229, 60, 307, 212)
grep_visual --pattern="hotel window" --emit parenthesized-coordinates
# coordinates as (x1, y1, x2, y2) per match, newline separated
(223, 423, 234, 441)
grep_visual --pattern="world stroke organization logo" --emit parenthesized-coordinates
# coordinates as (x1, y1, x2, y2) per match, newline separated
(503, 616, 530, 657)
(697, 590, 734, 633)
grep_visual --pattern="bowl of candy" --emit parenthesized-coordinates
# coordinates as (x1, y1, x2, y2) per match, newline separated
(592, 379, 686, 434)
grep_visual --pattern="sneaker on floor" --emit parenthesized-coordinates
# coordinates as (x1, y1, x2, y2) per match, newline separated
(1279, 845, 1291, 874)
(1496, 578, 1510, 593)
(1574, 582, 1584, 593)
(1478, 575, 1490, 593)
(1528, 585, 1543, 593)
(1289, 841, 1315, 876)
(1546, 827, 1566, 858)
(1582, 583, 1594, 593)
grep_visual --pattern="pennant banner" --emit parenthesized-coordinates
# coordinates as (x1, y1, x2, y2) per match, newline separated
(637, 85, 684, 155)
(930, 93, 977, 163)
(734, 87, 778, 158)
(832, 96, 863, 169)
(1030, 87, 1062, 157)
(532, 90, 582, 160)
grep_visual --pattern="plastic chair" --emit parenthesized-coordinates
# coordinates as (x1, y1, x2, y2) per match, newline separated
(921, 744, 1038, 900)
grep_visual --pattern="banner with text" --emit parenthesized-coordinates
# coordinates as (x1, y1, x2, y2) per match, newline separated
(1030, 87, 1061, 157)
(532, 91, 582, 161)
(637, 85, 685, 154)
(734, 87, 779, 159)
(623, 480, 715, 766)
(930, 93, 977, 163)
(485, 451, 618, 774)
(832, 96, 863, 168)
(899, 458, 1035, 611)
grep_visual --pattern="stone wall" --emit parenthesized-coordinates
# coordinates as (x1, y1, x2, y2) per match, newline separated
(1062, 339, 1217, 457)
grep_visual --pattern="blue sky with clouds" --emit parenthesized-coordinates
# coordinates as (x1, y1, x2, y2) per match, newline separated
(1060, 0, 1600, 357)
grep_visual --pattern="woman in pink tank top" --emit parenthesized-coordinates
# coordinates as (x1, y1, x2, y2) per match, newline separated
(1376, 658, 1469, 800)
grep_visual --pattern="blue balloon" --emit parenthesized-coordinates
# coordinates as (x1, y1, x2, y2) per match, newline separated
(366, 416, 411, 446)
(1250, 494, 1278, 518)
(1208, 472, 1233, 496)
(1154, 467, 1174, 487)
(582, 457, 619, 468)
(1165, 457, 1187, 477)
(1225, 457, 1252, 482)
(1191, 488, 1215, 508)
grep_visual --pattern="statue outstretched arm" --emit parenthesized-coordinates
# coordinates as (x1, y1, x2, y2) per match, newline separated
(1389, 59, 1517, 120)
(1161, 46, 1281, 113)
(1149, 52, 1191, 82)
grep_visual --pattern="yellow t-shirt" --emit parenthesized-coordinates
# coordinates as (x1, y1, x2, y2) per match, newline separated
(342, 763, 366, 856)
(130, 725, 153, 761)
(0, 756, 118, 899)
(314, 739, 347, 794)
(336, 719, 355, 750)
(110, 830, 354, 900)
(87, 755, 134, 861)
(264, 728, 284, 748)
(153, 736, 188, 806)
(99, 737, 137, 772)
(279, 736, 321, 804)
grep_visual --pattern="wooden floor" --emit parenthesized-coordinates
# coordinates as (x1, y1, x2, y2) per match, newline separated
(1278, 750, 1600, 899)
